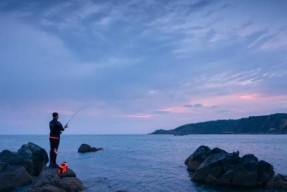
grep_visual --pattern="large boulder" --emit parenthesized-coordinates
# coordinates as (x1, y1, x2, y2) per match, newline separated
(0, 162, 32, 191)
(78, 144, 103, 153)
(17, 142, 49, 176)
(185, 145, 211, 171)
(257, 160, 275, 186)
(185, 146, 276, 189)
(0, 149, 33, 175)
(30, 167, 84, 192)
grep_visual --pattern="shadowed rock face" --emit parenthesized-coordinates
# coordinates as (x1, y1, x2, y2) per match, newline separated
(0, 162, 32, 191)
(185, 145, 275, 188)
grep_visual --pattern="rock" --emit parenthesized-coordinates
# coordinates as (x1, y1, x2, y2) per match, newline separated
(186, 146, 276, 189)
(185, 145, 211, 171)
(267, 174, 287, 189)
(222, 151, 240, 172)
(192, 151, 227, 181)
(186, 161, 201, 172)
(257, 160, 275, 186)
(29, 185, 66, 192)
(232, 165, 257, 187)
(31, 167, 84, 192)
(205, 174, 218, 183)
(0, 149, 33, 175)
(78, 144, 103, 153)
(0, 162, 32, 191)
(1, 143, 84, 192)
(210, 147, 227, 155)
(17, 142, 49, 176)
(218, 170, 234, 184)
(240, 154, 258, 172)
(33, 168, 76, 188)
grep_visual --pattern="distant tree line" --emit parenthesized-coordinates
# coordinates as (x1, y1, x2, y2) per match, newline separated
(151, 113, 287, 135)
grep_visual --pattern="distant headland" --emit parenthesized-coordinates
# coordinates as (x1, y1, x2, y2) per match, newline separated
(150, 113, 287, 135)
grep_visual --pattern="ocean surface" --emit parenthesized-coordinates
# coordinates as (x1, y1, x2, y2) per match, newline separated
(0, 134, 286, 192)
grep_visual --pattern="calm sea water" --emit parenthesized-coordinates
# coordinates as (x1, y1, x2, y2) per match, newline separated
(0, 134, 286, 192)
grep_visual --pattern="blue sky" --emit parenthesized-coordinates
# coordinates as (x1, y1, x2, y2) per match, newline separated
(0, 0, 287, 134)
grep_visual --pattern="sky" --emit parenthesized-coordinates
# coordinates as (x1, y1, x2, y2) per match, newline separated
(0, 0, 287, 134)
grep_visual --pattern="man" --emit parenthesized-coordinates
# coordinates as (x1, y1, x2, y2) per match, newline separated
(49, 112, 67, 168)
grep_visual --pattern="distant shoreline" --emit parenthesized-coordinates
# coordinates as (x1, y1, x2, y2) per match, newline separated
(150, 113, 287, 135)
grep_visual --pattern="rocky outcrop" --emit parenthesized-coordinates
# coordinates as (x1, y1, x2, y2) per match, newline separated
(0, 142, 84, 192)
(78, 144, 103, 153)
(0, 142, 48, 176)
(185, 145, 275, 188)
(29, 167, 84, 192)
(0, 142, 49, 191)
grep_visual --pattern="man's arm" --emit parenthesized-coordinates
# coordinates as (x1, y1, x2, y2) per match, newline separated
(56, 122, 65, 132)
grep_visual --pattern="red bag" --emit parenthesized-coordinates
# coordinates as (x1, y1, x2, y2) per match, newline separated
(58, 162, 68, 174)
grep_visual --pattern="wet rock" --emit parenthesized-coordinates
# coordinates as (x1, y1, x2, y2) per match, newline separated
(0, 162, 32, 191)
(0, 149, 33, 175)
(78, 144, 103, 153)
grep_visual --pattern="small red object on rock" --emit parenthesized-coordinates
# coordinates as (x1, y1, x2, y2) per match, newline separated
(58, 162, 68, 174)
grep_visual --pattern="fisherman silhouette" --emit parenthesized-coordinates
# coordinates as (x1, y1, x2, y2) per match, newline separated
(49, 112, 67, 168)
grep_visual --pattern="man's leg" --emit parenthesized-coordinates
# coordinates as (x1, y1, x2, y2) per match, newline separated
(53, 139, 60, 166)
(49, 138, 59, 167)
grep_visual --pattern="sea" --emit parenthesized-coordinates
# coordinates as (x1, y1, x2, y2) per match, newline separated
(0, 134, 286, 192)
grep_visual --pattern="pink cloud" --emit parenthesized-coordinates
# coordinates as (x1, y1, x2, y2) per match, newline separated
(122, 114, 153, 119)
(158, 106, 190, 114)
(239, 93, 259, 100)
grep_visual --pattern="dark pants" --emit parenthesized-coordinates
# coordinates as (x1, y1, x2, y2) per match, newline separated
(49, 138, 60, 165)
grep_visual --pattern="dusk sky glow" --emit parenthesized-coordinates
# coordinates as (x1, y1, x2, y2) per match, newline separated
(0, 0, 287, 134)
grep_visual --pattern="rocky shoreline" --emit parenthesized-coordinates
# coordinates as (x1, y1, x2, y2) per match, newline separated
(0, 142, 83, 192)
(185, 145, 287, 190)
(2, 142, 287, 191)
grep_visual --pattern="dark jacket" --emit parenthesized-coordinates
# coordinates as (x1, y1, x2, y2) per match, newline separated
(49, 119, 64, 138)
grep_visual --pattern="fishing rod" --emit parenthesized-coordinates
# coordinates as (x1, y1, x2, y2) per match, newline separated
(64, 108, 82, 128)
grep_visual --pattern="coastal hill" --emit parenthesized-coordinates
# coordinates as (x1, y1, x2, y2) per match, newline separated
(151, 113, 287, 135)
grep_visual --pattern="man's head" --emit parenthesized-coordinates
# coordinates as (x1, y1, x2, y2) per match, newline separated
(52, 112, 59, 119)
